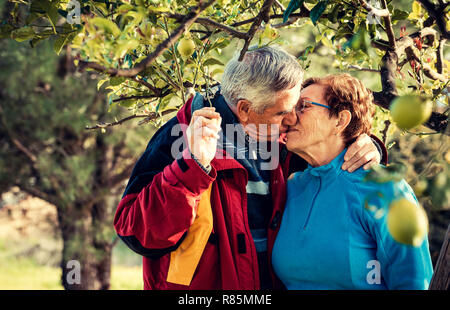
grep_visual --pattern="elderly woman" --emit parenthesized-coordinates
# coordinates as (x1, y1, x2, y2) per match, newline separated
(271, 74, 433, 289)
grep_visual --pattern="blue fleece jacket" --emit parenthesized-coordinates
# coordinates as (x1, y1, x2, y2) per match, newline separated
(271, 149, 433, 290)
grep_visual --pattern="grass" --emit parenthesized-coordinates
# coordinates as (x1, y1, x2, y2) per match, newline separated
(0, 238, 143, 290)
(0, 255, 143, 290)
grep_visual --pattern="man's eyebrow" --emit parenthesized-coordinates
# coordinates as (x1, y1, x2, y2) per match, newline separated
(276, 108, 295, 115)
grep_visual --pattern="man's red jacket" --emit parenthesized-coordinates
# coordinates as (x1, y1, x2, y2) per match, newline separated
(113, 94, 302, 289)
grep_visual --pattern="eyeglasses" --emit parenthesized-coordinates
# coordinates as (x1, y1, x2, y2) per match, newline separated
(296, 99, 330, 114)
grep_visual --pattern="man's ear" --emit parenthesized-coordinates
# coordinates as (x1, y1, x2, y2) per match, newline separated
(236, 99, 251, 123)
(336, 110, 352, 135)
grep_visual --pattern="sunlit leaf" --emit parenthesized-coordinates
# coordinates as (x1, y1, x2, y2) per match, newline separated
(11, 27, 35, 42)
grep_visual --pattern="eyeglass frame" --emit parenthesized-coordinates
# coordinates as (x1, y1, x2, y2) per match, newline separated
(296, 99, 330, 114)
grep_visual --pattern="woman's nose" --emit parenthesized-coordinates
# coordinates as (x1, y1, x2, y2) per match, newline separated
(283, 109, 298, 126)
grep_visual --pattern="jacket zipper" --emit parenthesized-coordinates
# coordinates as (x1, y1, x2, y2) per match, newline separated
(303, 176, 321, 230)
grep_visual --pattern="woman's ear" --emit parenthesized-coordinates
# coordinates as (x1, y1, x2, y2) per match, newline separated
(236, 99, 251, 123)
(336, 110, 352, 135)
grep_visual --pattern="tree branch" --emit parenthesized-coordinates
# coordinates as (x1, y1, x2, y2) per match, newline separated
(131, 76, 161, 95)
(112, 95, 160, 103)
(348, 64, 380, 73)
(85, 108, 178, 130)
(417, 0, 450, 39)
(15, 183, 59, 207)
(167, 14, 249, 39)
(381, 0, 396, 49)
(372, 49, 448, 134)
(239, 0, 275, 61)
(0, 105, 37, 163)
(436, 38, 446, 74)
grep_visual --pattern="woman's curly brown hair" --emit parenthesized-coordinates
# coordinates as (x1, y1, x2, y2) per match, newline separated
(302, 74, 375, 146)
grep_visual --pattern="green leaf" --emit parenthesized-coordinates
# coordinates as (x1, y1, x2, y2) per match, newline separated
(11, 27, 35, 42)
(109, 76, 126, 86)
(203, 58, 224, 67)
(90, 17, 121, 38)
(409, 1, 422, 19)
(283, 0, 305, 23)
(116, 4, 134, 14)
(310, 0, 329, 25)
(115, 38, 140, 58)
(54, 35, 68, 55)
(391, 9, 409, 22)
(97, 78, 109, 90)
(47, 5, 59, 31)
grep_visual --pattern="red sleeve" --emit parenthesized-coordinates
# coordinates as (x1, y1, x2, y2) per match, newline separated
(114, 148, 216, 255)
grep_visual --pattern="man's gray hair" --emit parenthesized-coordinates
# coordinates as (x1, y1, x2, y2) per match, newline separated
(221, 46, 304, 113)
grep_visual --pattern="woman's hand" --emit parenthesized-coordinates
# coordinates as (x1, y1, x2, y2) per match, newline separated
(342, 134, 381, 172)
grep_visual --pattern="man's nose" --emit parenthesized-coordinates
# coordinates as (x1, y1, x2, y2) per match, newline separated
(283, 109, 298, 126)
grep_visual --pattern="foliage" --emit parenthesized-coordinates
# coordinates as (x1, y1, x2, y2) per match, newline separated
(1, 0, 447, 131)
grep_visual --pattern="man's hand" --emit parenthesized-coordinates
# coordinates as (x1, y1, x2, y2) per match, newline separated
(342, 133, 381, 172)
(186, 107, 222, 168)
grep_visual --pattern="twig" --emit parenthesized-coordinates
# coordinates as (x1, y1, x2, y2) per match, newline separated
(0, 105, 37, 162)
(348, 65, 380, 73)
(381, 119, 391, 144)
(167, 14, 248, 39)
(380, 0, 396, 49)
(239, 0, 275, 61)
(273, 0, 285, 11)
(112, 95, 160, 103)
(131, 76, 161, 95)
(85, 108, 178, 130)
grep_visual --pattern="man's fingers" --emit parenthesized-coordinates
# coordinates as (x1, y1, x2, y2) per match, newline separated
(196, 127, 220, 139)
(192, 108, 221, 121)
(193, 123, 221, 139)
(344, 134, 368, 161)
(345, 156, 367, 173)
(363, 158, 378, 170)
(193, 116, 222, 132)
(342, 144, 369, 170)
(345, 150, 379, 172)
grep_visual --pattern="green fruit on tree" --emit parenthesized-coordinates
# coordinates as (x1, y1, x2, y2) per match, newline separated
(389, 94, 432, 130)
(177, 37, 196, 58)
(387, 198, 428, 247)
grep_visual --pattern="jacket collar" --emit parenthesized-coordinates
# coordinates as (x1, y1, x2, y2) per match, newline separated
(303, 148, 347, 180)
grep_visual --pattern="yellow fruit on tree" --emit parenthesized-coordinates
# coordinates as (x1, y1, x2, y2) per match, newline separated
(177, 37, 195, 58)
(387, 198, 428, 247)
(389, 94, 432, 130)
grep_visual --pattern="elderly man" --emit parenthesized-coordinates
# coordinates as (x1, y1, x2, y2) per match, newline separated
(114, 46, 387, 290)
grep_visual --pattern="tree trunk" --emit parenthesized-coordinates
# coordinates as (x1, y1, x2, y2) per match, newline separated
(57, 201, 113, 290)
(429, 223, 450, 290)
